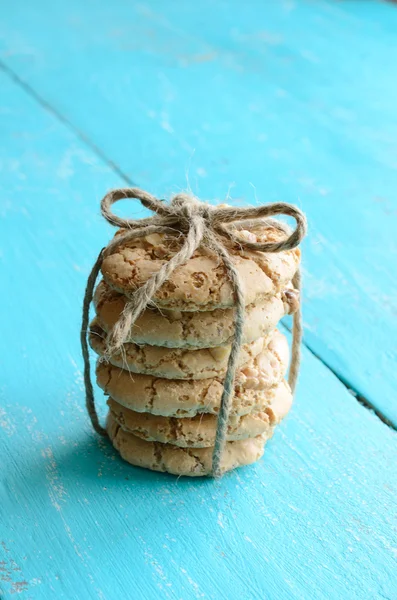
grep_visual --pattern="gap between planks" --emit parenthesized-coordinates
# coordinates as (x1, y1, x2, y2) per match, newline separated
(282, 321, 396, 431)
(2, 58, 394, 433)
(0, 60, 135, 186)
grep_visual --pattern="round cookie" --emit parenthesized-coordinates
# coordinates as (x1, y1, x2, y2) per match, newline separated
(107, 413, 267, 477)
(101, 226, 300, 311)
(96, 330, 290, 417)
(108, 382, 292, 447)
(94, 279, 299, 348)
(89, 318, 266, 380)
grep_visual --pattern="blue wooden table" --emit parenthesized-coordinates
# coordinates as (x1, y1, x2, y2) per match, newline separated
(1, 1, 397, 598)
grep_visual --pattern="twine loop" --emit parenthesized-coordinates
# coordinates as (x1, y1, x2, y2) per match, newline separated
(81, 187, 307, 477)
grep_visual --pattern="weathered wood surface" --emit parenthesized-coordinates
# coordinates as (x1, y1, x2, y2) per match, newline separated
(1, 0, 397, 423)
(1, 2, 397, 599)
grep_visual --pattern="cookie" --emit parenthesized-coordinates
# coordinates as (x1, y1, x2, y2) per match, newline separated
(101, 226, 300, 311)
(96, 331, 290, 417)
(108, 383, 291, 447)
(107, 413, 266, 476)
(94, 279, 298, 348)
(89, 318, 267, 380)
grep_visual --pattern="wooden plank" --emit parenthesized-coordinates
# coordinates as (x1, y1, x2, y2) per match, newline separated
(1, 0, 397, 423)
(1, 70, 397, 600)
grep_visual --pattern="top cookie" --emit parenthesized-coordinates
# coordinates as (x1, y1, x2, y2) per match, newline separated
(101, 226, 300, 311)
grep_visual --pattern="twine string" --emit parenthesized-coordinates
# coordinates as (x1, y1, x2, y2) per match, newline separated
(81, 188, 307, 476)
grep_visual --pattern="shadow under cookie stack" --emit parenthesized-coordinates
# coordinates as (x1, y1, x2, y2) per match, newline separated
(87, 207, 301, 477)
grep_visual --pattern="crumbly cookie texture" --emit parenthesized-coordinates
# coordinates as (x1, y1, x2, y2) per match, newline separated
(101, 227, 300, 310)
(107, 414, 266, 477)
(94, 279, 299, 348)
(96, 331, 290, 417)
(89, 318, 267, 380)
(108, 383, 291, 447)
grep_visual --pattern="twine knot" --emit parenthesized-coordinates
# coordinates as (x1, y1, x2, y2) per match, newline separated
(170, 193, 213, 230)
(81, 187, 307, 477)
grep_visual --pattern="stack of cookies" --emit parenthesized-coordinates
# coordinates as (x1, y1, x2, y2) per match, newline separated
(88, 223, 300, 477)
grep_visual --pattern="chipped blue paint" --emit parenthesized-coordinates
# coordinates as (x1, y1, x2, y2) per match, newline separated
(1, 3, 397, 599)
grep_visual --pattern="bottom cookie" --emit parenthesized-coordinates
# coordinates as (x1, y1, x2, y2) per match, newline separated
(107, 414, 266, 477)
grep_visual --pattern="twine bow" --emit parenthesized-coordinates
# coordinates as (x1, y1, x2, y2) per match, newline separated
(81, 188, 307, 477)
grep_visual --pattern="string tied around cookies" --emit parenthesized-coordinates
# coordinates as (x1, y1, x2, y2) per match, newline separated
(81, 188, 307, 477)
